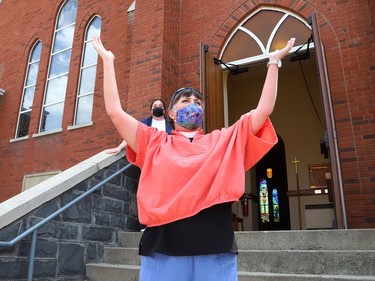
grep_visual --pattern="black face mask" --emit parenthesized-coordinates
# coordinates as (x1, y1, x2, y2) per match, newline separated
(152, 107, 164, 117)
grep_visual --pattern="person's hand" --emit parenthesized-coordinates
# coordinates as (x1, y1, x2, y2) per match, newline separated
(269, 38, 295, 61)
(106, 147, 123, 155)
(92, 36, 115, 61)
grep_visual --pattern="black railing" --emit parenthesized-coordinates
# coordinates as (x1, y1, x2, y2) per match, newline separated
(0, 163, 133, 281)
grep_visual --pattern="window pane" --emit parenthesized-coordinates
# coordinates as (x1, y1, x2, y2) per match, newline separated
(45, 75, 68, 104)
(86, 17, 102, 40)
(53, 25, 75, 53)
(82, 41, 99, 67)
(22, 86, 36, 110)
(271, 16, 311, 51)
(49, 49, 72, 78)
(25, 62, 40, 86)
(57, 0, 78, 29)
(75, 94, 94, 125)
(259, 179, 269, 223)
(17, 111, 32, 138)
(242, 10, 284, 48)
(30, 42, 42, 63)
(222, 31, 261, 62)
(79, 66, 97, 94)
(40, 102, 64, 132)
(16, 41, 42, 138)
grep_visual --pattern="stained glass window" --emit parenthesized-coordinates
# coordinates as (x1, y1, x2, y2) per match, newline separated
(272, 188, 280, 222)
(259, 179, 269, 223)
(16, 41, 42, 138)
(40, 0, 78, 132)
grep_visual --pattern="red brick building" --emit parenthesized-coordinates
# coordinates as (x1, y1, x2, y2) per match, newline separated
(0, 0, 374, 229)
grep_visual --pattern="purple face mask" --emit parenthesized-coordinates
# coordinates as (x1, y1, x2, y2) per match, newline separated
(175, 103, 203, 130)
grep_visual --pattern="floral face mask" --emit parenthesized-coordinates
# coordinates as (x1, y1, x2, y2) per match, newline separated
(174, 103, 203, 130)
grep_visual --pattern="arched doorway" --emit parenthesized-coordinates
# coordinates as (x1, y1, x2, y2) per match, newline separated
(202, 7, 339, 230)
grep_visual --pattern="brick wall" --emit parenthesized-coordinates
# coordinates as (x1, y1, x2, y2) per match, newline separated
(0, 0, 374, 228)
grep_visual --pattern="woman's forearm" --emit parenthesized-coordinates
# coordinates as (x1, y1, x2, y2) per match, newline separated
(251, 38, 295, 135)
(257, 65, 278, 116)
(102, 58, 123, 118)
(93, 36, 139, 151)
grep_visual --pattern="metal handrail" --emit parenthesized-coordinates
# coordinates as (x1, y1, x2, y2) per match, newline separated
(0, 162, 133, 281)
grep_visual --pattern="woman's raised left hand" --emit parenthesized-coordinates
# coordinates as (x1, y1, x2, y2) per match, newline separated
(269, 38, 295, 61)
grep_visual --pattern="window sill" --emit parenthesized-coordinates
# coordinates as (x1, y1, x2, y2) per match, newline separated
(67, 122, 93, 131)
(32, 128, 63, 138)
(9, 135, 29, 143)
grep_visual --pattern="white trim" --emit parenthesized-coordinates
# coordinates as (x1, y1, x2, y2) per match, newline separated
(219, 6, 312, 63)
(128, 1, 135, 13)
(265, 14, 288, 53)
(67, 122, 93, 130)
(238, 27, 266, 54)
(218, 43, 313, 68)
(9, 136, 29, 143)
(32, 128, 63, 138)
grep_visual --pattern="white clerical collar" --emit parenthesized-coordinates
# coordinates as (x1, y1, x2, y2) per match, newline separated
(179, 131, 198, 138)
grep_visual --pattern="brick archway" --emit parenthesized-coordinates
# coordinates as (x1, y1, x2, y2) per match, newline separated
(208, 0, 366, 228)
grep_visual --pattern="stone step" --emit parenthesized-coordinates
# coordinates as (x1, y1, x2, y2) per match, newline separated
(238, 250, 375, 276)
(235, 229, 375, 250)
(119, 229, 375, 250)
(102, 247, 375, 276)
(86, 264, 139, 281)
(104, 247, 140, 265)
(86, 264, 375, 281)
(86, 230, 375, 281)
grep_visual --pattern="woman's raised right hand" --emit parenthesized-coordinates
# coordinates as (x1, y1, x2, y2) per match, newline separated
(92, 36, 115, 61)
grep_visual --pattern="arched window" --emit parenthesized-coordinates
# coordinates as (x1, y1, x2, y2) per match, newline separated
(74, 16, 102, 126)
(272, 188, 280, 222)
(219, 8, 311, 65)
(15, 41, 42, 138)
(40, 0, 78, 133)
(259, 179, 269, 223)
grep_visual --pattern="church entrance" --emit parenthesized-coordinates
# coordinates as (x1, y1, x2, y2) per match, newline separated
(201, 7, 344, 230)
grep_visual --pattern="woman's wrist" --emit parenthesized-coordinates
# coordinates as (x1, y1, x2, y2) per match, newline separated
(267, 59, 282, 68)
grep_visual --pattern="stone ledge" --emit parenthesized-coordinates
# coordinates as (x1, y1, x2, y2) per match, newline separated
(0, 150, 125, 230)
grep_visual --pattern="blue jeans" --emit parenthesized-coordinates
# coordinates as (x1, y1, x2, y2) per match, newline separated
(139, 252, 238, 281)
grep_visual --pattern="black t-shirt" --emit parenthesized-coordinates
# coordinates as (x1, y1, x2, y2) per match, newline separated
(139, 202, 237, 256)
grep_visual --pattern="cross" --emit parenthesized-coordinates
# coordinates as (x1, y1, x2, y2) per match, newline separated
(291, 156, 302, 230)
(291, 157, 301, 174)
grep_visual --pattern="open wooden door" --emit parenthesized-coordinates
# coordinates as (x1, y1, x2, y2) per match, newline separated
(309, 12, 347, 229)
(199, 43, 224, 133)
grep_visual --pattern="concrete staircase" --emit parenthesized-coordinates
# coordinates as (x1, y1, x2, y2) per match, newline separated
(86, 229, 375, 281)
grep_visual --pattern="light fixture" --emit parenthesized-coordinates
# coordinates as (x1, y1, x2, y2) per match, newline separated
(0, 88, 5, 96)
(266, 168, 273, 178)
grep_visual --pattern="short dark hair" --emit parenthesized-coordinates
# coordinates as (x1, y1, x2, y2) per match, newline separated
(168, 87, 203, 110)
(168, 87, 204, 129)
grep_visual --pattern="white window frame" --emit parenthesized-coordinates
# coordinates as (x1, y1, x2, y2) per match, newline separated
(14, 40, 42, 139)
(71, 15, 102, 128)
(219, 7, 312, 66)
(37, 0, 78, 134)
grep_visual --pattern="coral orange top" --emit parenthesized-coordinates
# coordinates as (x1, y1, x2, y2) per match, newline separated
(127, 113, 277, 227)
